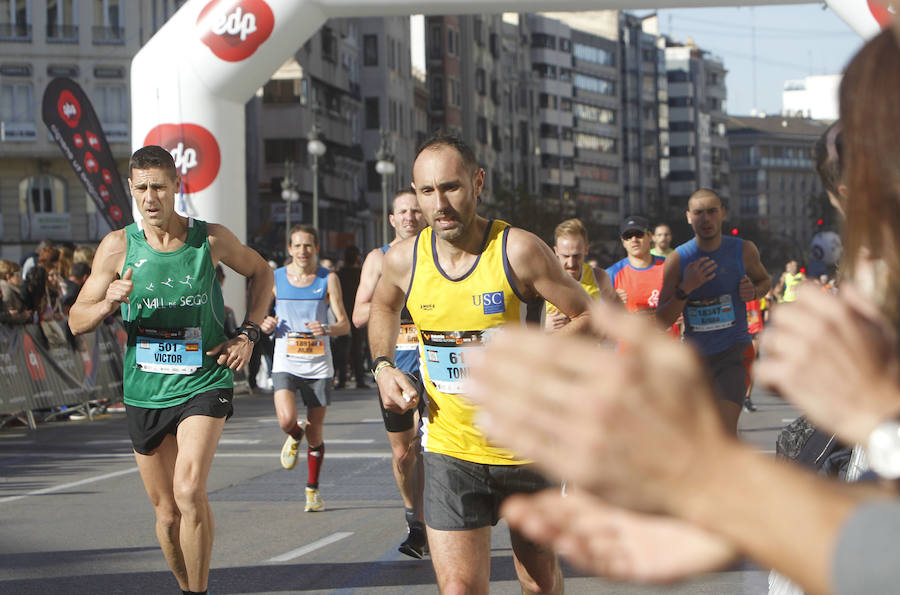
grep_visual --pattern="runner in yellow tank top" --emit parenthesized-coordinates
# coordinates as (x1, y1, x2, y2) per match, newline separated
(368, 135, 593, 595)
(777, 260, 806, 303)
(545, 218, 617, 330)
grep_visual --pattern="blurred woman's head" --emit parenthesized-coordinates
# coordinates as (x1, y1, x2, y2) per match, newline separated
(839, 29, 900, 318)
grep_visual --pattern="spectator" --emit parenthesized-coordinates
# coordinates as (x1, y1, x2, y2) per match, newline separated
(60, 261, 90, 312)
(21, 239, 53, 280)
(335, 245, 368, 389)
(73, 245, 96, 266)
(0, 259, 30, 324)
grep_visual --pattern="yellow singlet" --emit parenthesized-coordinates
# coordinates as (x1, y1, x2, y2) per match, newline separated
(547, 262, 600, 317)
(406, 220, 531, 465)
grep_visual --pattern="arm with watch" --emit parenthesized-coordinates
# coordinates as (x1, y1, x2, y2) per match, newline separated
(367, 240, 420, 414)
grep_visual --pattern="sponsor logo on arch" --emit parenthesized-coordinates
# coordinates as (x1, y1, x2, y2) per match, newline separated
(197, 0, 274, 62)
(144, 123, 221, 194)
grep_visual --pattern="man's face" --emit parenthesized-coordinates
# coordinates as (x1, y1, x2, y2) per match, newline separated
(652, 225, 672, 252)
(554, 235, 587, 280)
(786, 260, 798, 274)
(129, 167, 180, 228)
(6, 270, 22, 287)
(389, 193, 427, 241)
(686, 196, 725, 241)
(621, 228, 651, 259)
(412, 145, 483, 243)
(289, 231, 319, 268)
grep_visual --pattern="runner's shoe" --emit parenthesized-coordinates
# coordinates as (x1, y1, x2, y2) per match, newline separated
(305, 487, 325, 512)
(743, 397, 758, 412)
(398, 522, 428, 559)
(281, 427, 303, 470)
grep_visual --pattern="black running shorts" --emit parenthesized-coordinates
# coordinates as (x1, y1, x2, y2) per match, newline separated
(126, 387, 234, 455)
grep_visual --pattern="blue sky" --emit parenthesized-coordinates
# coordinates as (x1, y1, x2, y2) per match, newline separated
(652, 4, 865, 116)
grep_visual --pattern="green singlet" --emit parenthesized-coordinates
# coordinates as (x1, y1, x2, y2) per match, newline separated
(120, 218, 232, 408)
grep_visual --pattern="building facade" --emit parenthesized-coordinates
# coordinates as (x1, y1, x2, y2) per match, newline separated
(728, 115, 829, 265)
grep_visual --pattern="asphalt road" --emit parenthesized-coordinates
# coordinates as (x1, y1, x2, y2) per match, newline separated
(0, 382, 792, 594)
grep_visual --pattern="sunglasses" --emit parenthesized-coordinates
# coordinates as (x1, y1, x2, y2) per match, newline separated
(621, 230, 646, 240)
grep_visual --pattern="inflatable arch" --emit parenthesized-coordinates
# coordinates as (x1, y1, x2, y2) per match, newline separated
(131, 0, 890, 317)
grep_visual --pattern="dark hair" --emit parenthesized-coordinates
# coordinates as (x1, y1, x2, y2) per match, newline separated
(414, 133, 479, 174)
(392, 188, 417, 213)
(343, 245, 361, 265)
(288, 224, 318, 246)
(814, 122, 844, 196)
(129, 145, 177, 180)
(687, 188, 723, 209)
(70, 261, 91, 279)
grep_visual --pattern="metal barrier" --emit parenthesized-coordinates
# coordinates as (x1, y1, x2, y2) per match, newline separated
(0, 317, 125, 430)
(0, 316, 249, 430)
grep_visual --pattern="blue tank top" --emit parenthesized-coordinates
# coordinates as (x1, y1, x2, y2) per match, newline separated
(676, 236, 749, 355)
(272, 266, 333, 378)
(381, 244, 419, 373)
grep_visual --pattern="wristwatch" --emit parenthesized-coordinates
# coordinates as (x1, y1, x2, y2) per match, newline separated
(675, 285, 690, 301)
(371, 356, 395, 381)
(237, 321, 261, 344)
(867, 419, 900, 479)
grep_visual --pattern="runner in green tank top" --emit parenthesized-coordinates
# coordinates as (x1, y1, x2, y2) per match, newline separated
(69, 145, 273, 595)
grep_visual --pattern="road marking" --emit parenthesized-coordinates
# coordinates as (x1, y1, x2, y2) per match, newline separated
(0, 467, 138, 505)
(86, 439, 263, 445)
(267, 532, 353, 563)
(360, 418, 382, 423)
(781, 418, 797, 423)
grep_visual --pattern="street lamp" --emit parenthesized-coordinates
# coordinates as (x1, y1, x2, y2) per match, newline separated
(307, 120, 326, 231)
(281, 159, 299, 250)
(375, 131, 395, 245)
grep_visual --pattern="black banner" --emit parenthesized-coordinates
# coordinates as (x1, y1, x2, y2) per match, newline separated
(41, 77, 133, 230)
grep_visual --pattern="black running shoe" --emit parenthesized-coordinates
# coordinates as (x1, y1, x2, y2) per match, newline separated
(743, 398, 758, 412)
(398, 523, 428, 559)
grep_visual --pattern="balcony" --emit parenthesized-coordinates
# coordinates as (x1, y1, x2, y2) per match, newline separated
(0, 22, 31, 41)
(93, 25, 124, 45)
(47, 23, 78, 43)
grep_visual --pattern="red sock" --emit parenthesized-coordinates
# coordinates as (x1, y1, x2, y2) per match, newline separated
(307, 443, 324, 488)
(289, 423, 303, 440)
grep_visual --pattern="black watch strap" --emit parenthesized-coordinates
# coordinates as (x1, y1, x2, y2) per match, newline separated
(371, 356, 394, 373)
(237, 320, 261, 343)
(675, 286, 689, 301)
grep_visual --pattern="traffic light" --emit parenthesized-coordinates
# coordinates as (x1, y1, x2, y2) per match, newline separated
(817, 219, 824, 226)
(730, 227, 739, 236)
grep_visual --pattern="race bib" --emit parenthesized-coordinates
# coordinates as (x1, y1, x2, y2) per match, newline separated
(421, 329, 495, 394)
(686, 294, 735, 332)
(136, 326, 203, 374)
(396, 323, 419, 352)
(285, 331, 325, 359)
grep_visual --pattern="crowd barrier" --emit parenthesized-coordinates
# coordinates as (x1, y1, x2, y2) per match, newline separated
(0, 317, 248, 430)
(0, 317, 125, 430)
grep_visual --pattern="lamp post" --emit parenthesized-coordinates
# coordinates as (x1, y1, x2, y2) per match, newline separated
(307, 120, 326, 231)
(375, 131, 395, 245)
(281, 159, 299, 250)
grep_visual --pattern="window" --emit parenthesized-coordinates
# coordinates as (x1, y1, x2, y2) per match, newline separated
(532, 63, 556, 80)
(389, 99, 397, 132)
(476, 116, 487, 144)
(47, 0, 77, 42)
(264, 139, 301, 164)
(19, 175, 71, 240)
(449, 77, 461, 107)
(489, 32, 499, 58)
(475, 68, 486, 95)
(574, 73, 615, 96)
(365, 97, 379, 129)
(429, 24, 442, 58)
(0, 81, 35, 140)
(363, 34, 378, 66)
(559, 68, 572, 82)
(575, 163, 619, 182)
(367, 160, 381, 192)
(1, 0, 31, 40)
(559, 38, 571, 52)
(93, 0, 123, 44)
(574, 132, 616, 153)
(430, 75, 443, 109)
(531, 33, 555, 49)
(262, 79, 301, 104)
(447, 28, 456, 55)
(321, 26, 337, 63)
(492, 125, 502, 151)
(473, 18, 483, 46)
(560, 98, 572, 112)
(490, 79, 499, 105)
(573, 43, 613, 66)
(388, 37, 395, 70)
(539, 123, 558, 138)
(96, 84, 128, 141)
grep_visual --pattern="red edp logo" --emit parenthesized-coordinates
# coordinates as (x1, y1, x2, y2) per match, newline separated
(144, 123, 221, 194)
(57, 90, 81, 128)
(867, 0, 895, 26)
(197, 0, 274, 62)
